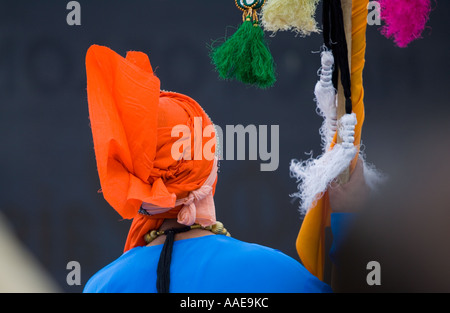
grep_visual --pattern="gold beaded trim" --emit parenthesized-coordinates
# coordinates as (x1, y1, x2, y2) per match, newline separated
(144, 221, 231, 244)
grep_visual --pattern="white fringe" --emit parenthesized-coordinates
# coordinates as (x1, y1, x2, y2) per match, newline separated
(359, 148, 388, 192)
(290, 113, 358, 214)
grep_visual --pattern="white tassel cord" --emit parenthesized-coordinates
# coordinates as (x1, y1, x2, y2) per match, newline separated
(314, 49, 337, 151)
(290, 48, 385, 214)
(290, 113, 358, 214)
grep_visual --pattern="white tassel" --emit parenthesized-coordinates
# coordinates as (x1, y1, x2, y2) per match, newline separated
(359, 150, 388, 192)
(314, 49, 337, 151)
(290, 113, 358, 214)
(290, 47, 385, 214)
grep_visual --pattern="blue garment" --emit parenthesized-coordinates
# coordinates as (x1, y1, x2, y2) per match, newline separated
(84, 235, 331, 293)
(84, 213, 352, 293)
(330, 212, 357, 265)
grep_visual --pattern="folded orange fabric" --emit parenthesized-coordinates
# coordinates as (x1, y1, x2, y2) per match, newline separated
(86, 45, 218, 252)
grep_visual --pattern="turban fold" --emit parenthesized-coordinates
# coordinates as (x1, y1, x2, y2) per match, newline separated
(86, 45, 218, 252)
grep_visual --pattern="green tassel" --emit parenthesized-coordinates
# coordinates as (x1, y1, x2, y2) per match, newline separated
(210, 14, 276, 89)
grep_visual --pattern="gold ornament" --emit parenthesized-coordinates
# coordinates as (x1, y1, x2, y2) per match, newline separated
(144, 222, 231, 244)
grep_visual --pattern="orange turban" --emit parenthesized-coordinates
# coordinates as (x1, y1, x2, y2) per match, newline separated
(86, 45, 218, 252)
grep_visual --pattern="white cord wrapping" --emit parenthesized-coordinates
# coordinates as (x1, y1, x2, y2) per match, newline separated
(314, 49, 337, 151)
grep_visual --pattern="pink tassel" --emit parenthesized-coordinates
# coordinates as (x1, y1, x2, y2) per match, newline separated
(379, 0, 432, 48)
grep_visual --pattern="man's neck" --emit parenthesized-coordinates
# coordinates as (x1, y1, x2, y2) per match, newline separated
(146, 219, 213, 247)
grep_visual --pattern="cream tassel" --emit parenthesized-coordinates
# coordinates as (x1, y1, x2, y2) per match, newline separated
(261, 0, 321, 37)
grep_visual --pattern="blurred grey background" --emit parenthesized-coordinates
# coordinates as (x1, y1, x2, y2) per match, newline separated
(0, 0, 448, 292)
